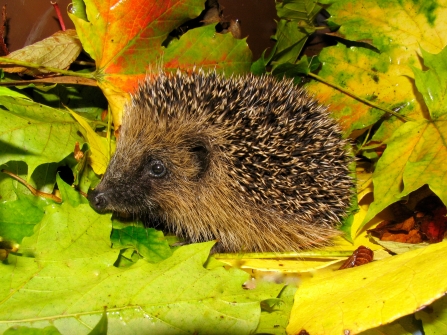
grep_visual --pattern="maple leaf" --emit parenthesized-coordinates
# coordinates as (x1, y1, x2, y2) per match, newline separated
(70, 0, 252, 127)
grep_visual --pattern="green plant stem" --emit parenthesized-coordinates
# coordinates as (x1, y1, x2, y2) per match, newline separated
(0, 57, 96, 79)
(214, 250, 354, 259)
(308, 72, 411, 122)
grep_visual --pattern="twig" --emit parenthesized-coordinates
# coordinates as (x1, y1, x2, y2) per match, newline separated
(51, 2, 66, 31)
(1, 169, 62, 203)
(0, 76, 98, 86)
(0, 57, 96, 78)
(308, 72, 411, 122)
(0, 5, 8, 55)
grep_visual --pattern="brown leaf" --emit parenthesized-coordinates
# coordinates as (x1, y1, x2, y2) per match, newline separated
(0, 29, 82, 75)
(339, 246, 374, 270)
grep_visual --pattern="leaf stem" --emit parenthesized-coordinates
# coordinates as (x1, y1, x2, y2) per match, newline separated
(0, 77, 98, 86)
(1, 169, 62, 203)
(308, 72, 411, 122)
(51, 2, 66, 31)
(0, 57, 96, 78)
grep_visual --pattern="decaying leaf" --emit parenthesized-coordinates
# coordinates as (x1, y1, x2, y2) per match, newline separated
(339, 245, 374, 269)
(0, 29, 82, 75)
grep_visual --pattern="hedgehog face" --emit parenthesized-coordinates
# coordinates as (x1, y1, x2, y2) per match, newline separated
(88, 138, 211, 218)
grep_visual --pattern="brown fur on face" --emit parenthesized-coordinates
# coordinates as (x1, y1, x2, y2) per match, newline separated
(89, 71, 354, 252)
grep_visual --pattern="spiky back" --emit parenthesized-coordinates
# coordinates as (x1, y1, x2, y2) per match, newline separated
(128, 71, 352, 225)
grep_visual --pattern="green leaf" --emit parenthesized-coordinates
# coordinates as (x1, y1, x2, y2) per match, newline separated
(0, 86, 31, 99)
(88, 310, 108, 335)
(276, 0, 323, 21)
(56, 174, 87, 207)
(256, 285, 296, 335)
(0, 193, 48, 243)
(0, 161, 28, 202)
(271, 56, 317, 79)
(163, 25, 252, 74)
(110, 226, 172, 263)
(32, 84, 107, 117)
(364, 46, 447, 225)
(0, 97, 84, 178)
(0, 199, 282, 334)
(19, 203, 113, 260)
(3, 326, 62, 335)
(306, 0, 447, 135)
(271, 19, 312, 66)
(70, 0, 88, 22)
(413, 47, 447, 119)
(416, 295, 447, 334)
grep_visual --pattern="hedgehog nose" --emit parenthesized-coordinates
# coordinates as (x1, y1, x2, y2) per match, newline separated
(88, 190, 109, 212)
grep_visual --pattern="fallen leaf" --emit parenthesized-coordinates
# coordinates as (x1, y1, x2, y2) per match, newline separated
(287, 241, 447, 335)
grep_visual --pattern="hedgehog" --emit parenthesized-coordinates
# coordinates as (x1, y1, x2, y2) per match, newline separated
(88, 71, 353, 253)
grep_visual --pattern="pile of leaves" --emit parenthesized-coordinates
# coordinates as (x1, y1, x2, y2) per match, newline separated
(1, 0, 447, 334)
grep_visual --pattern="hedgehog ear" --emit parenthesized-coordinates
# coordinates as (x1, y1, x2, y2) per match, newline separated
(189, 141, 210, 178)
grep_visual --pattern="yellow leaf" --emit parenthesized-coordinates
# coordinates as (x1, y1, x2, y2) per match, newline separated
(69, 110, 110, 175)
(286, 241, 447, 335)
(219, 258, 343, 274)
(364, 117, 447, 225)
(97, 80, 131, 129)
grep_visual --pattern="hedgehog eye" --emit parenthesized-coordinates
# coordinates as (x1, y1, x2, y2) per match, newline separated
(148, 160, 167, 178)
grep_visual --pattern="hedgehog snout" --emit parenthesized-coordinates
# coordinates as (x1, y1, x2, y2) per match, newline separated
(88, 189, 110, 213)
